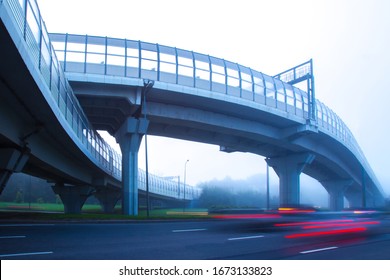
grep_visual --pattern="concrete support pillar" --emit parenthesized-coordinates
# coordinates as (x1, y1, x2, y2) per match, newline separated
(346, 190, 382, 208)
(321, 179, 353, 211)
(345, 192, 362, 208)
(115, 117, 149, 216)
(370, 192, 385, 208)
(266, 153, 315, 207)
(52, 183, 94, 214)
(0, 148, 29, 194)
(94, 187, 121, 213)
(365, 194, 375, 208)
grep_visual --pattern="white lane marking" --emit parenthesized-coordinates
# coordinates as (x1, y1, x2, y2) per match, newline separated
(228, 235, 264, 241)
(300, 246, 338, 254)
(0, 236, 26, 239)
(0, 251, 53, 258)
(0, 224, 55, 227)
(172, 228, 207, 233)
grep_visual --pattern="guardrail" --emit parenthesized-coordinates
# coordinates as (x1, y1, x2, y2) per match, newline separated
(138, 170, 201, 200)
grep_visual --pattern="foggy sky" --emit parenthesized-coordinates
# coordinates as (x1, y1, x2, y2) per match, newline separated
(37, 0, 390, 195)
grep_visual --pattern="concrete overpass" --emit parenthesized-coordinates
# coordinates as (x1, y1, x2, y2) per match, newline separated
(50, 30, 385, 209)
(55, 31, 386, 210)
(0, 0, 385, 215)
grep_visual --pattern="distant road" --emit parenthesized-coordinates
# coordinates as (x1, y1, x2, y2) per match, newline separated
(1, 219, 390, 259)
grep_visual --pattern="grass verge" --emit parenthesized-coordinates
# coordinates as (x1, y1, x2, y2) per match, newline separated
(0, 202, 210, 221)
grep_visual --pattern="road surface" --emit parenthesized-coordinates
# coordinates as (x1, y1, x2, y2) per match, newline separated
(1, 215, 390, 259)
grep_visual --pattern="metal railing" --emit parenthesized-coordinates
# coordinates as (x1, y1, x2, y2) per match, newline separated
(139, 170, 201, 200)
(49, 33, 310, 117)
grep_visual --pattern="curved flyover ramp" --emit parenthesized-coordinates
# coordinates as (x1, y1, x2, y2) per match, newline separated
(49, 32, 385, 212)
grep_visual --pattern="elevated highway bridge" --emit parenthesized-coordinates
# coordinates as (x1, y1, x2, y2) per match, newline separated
(0, 0, 385, 215)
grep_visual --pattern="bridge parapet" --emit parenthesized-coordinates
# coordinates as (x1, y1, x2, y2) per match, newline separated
(138, 169, 201, 201)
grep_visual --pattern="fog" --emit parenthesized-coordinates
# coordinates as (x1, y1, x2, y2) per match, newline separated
(197, 172, 328, 208)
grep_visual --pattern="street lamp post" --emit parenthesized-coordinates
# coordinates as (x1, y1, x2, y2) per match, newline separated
(142, 79, 154, 217)
(266, 162, 270, 210)
(183, 159, 189, 212)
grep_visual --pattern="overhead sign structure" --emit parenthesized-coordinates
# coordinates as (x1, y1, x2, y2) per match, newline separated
(274, 59, 316, 123)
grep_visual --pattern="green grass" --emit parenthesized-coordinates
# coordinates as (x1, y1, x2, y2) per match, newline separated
(0, 202, 210, 220)
(0, 202, 105, 212)
(0, 202, 64, 211)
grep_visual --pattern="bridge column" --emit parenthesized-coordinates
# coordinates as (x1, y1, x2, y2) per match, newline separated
(321, 179, 353, 211)
(0, 148, 29, 194)
(345, 192, 362, 208)
(94, 187, 121, 213)
(52, 183, 94, 214)
(346, 190, 381, 208)
(266, 153, 315, 207)
(370, 193, 385, 208)
(115, 117, 149, 216)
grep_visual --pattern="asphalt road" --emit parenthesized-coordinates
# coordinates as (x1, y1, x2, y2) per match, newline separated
(1, 217, 390, 260)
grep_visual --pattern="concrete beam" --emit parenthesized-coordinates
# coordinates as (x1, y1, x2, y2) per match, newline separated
(266, 153, 315, 207)
(280, 123, 318, 141)
(115, 117, 149, 216)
